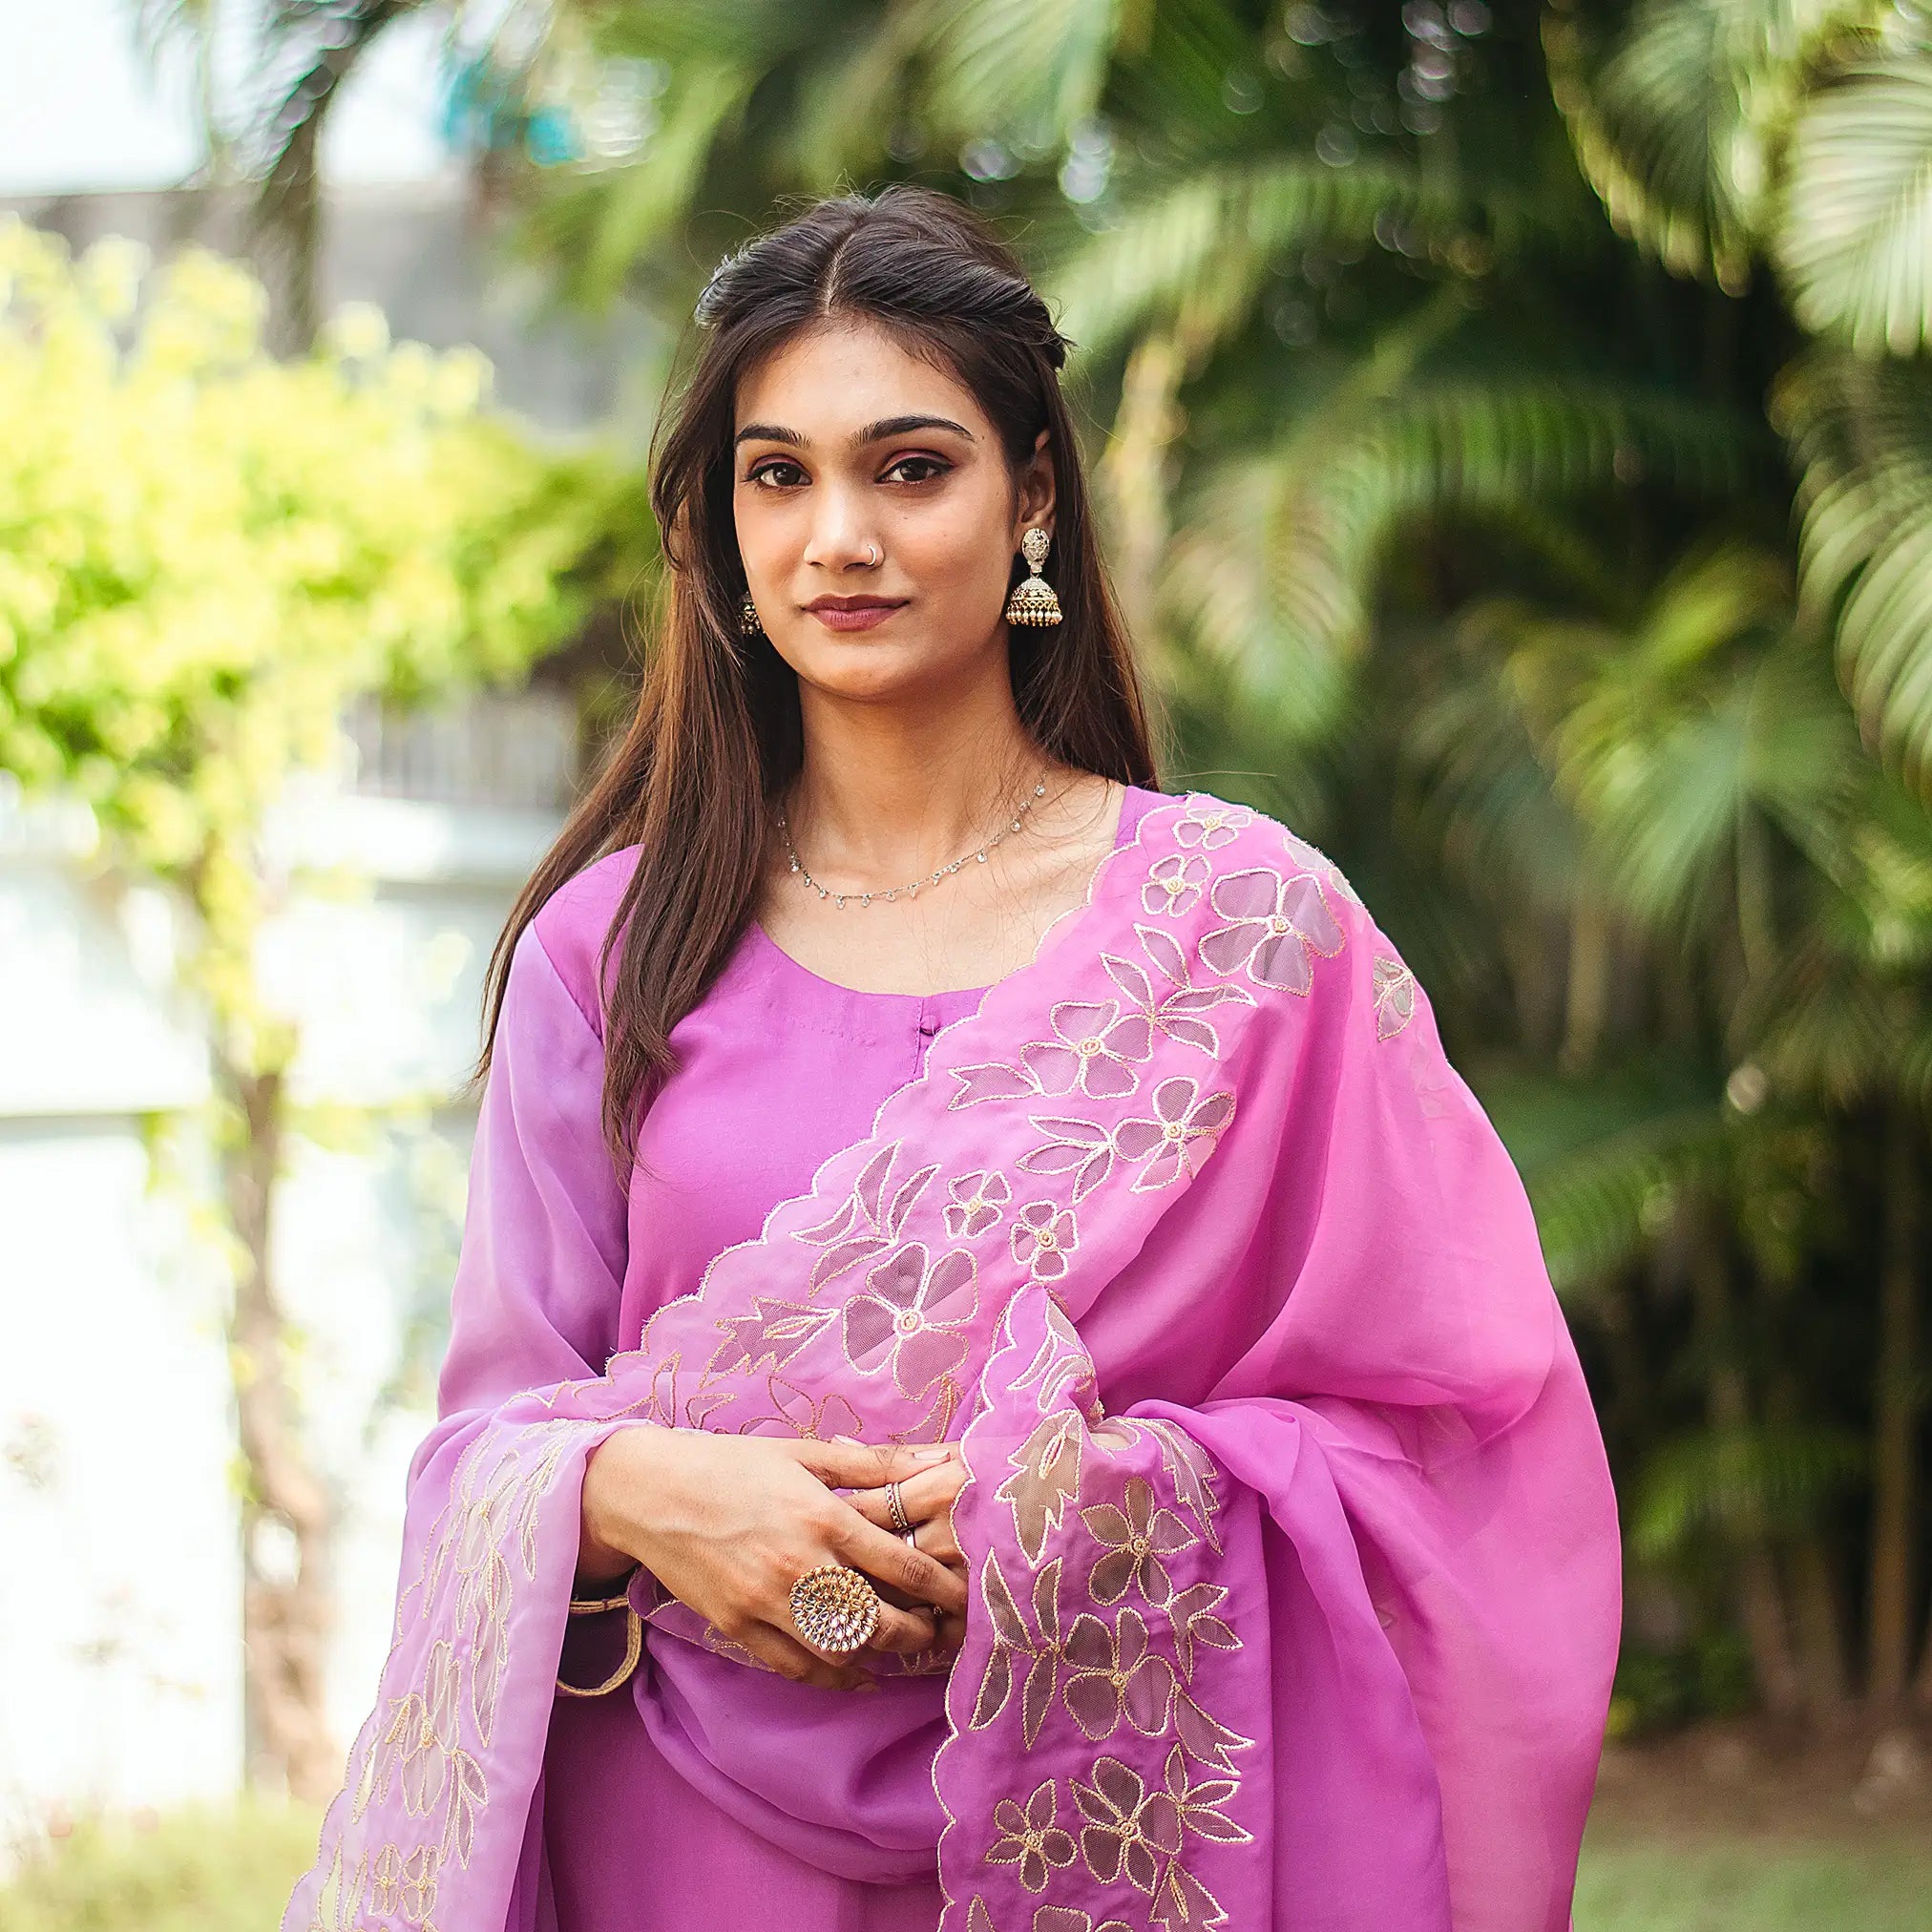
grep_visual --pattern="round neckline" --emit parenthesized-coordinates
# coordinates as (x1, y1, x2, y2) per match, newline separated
(746, 781, 1155, 1006)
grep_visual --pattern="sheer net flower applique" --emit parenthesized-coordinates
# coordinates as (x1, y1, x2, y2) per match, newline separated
(1081, 1476, 1198, 1606)
(1141, 850, 1210, 916)
(985, 1779, 1078, 1893)
(1019, 998, 1154, 1101)
(1010, 1199, 1080, 1283)
(1372, 952, 1419, 1040)
(1197, 866, 1346, 996)
(839, 1239, 979, 1396)
(1110, 1078, 1236, 1192)
(1174, 799, 1255, 851)
(945, 1168, 1012, 1238)
(1062, 1606, 1177, 1740)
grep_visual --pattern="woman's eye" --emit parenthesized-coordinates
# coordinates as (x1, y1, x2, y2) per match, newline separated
(885, 454, 950, 484)
(746, 459, 806, 488)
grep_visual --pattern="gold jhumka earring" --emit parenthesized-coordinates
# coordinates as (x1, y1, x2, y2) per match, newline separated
(1002, 527, 1062, 627)
(739, 595, 763, 637)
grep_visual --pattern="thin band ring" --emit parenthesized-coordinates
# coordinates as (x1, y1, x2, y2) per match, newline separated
(886, 1480, 912, 1537)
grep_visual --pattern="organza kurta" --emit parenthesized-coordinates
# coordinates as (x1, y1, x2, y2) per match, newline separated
(291, 785, 1621, 1932)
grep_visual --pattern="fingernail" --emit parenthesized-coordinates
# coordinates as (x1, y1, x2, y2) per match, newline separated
(830, 1434, 860, 1445)
(911, 1444, 953, 1462)
(851, 1678, 878, 1693)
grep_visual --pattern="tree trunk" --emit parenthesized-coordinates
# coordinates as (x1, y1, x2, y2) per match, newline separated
(220, 1055, 339, 1800)
(1687, 1197, 1804, 1718)
(1868, 1101, 1922, 1709)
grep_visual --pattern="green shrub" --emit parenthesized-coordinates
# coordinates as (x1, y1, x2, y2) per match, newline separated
(0, 1801, 319, 1932)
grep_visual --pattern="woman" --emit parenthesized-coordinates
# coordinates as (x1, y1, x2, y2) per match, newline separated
(285, 185, 1621, 1932)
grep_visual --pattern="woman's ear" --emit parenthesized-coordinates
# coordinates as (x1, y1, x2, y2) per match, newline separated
(1015, 428, 1057, 537)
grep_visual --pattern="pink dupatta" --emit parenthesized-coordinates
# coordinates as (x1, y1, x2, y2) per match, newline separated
(284, 789, 1621, 1932)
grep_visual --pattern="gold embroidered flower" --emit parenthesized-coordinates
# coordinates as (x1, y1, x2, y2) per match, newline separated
(985, 1779, 1077, 1893)
(397, 1639, 460, 1815)
(1010, 1201, 1080, 1284)
(368, 1843, 405, 1915)
(1110, 1078, 1235, 1192)
(945, 1168, 1011, 1238)
(1081, 1477, 1197, 1606)
(1175, 800, 1252, 850)
(1160, 1742, 1250, 1847)
(1198, 866, 1345, 994)
(1070, 1754, 1182, 1896)
(1141, 850, 1209, 916)
(1062, 1606, 1176, 1739)
(1020, 998, 1151, 1099)
(841, 1241, 978, 1396)
(400, 1845, 439, 1924)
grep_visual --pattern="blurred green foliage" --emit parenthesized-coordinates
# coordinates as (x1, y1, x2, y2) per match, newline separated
(0, 1802, 319, 1932)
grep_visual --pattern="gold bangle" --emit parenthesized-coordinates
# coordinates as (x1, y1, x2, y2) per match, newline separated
(569, 1588, 636, 1615)
(556, 1604, 644, 1698)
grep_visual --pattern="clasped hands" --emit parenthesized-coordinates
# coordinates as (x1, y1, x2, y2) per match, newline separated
(578, 1426, 970, 1692)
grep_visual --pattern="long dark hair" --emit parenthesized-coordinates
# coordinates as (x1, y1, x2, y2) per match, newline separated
(474, 184, 1162, 1175)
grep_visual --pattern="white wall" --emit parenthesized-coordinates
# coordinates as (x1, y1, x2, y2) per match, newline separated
(0, 783, 560, 1839)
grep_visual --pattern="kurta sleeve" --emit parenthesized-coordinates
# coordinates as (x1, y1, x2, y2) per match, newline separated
(413, 916, 630, 1476)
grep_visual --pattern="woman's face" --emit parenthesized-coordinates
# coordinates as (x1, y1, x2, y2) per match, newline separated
(731, 317, 1055, 704)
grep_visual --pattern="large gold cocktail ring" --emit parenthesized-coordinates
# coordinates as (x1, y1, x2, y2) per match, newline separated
(788, 1563, 883, 1652)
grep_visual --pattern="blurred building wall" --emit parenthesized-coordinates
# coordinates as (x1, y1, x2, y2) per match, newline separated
(0, 693, 579, 1835)
(2, 176, 660, 436)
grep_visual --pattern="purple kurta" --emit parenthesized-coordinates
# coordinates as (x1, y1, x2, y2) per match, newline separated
(456, 789, 1163, 1928)
(292, 784, 1621, 1932)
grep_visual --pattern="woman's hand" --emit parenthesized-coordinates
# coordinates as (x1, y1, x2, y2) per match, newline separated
(844, 1458, 971, 1654)
(578, 1426, 968, 1690)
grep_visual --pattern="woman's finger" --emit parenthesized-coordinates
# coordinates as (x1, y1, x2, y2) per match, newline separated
(830, 1510, 969, 1616)
(789, 1437, 956, 1492)
(842, 1462, 964, 1531)
(735, 1619, 871, 1691)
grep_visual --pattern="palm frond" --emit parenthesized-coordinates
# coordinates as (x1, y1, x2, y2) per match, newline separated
(1772, 344, 1932, 799)
(1166, 373, 1759, 738)
(1544, 0, 1879, 289)
(1774, 20, 1932, 353)
(1629, 1420, 1867, 1560)
(1038, 157, 1498, 363)
(1473, 1056, 1730, 1295)
(916, 0, 1134, 152)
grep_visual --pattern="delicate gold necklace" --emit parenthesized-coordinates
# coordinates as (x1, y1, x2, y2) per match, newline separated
(775, 770, 1051, 910)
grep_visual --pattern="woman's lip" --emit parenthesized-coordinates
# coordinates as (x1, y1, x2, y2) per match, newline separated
(807, 602, 906, 632)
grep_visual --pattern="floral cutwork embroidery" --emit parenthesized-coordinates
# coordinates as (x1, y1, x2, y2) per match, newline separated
(998, 1411, 1085, 1564)
(1082, 1477, 1197, 1606)
(841, 1241, 978, 1395)
(1063, 1606, 1178, 1739)
(1020, 998, 1152, 1100)
(1071, 1754, 1182, 1894)
(946, 1169, 1011, 1238)
(1142, 850, 1210, 915)
(1010, 1200, 1080, 1282)
(986, 1780, 1078, 1892)
(1164, 1580, 1239, 1680)
(1175, 800, 1254, 850)
(1112, 1079, 1235, 1191)
(789, 1141, 937, 1292)
(1372, 952, 1418, 1039)
(1018, 1114, 1114, 1203)
(1198, 867, 1346, 995)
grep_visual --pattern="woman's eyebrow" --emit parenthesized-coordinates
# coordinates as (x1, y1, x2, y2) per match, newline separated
(733, 414, 976, 448)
